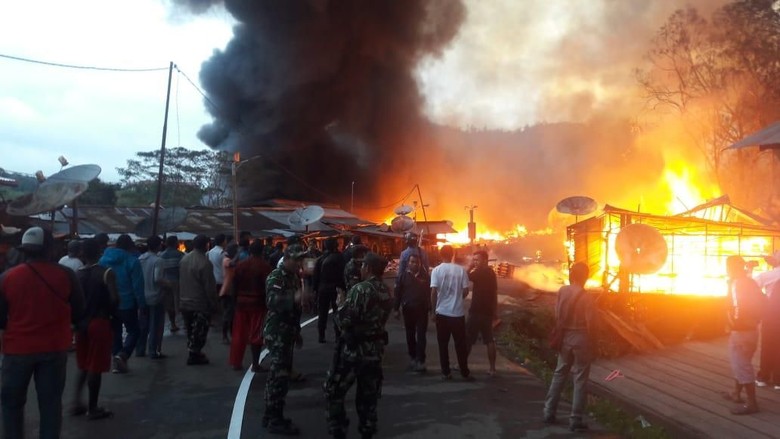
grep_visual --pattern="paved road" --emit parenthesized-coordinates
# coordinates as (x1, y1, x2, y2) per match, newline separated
(15, 295, 614, 438)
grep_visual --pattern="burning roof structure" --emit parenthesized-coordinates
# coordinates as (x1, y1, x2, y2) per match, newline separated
(568, 196, 780, 297)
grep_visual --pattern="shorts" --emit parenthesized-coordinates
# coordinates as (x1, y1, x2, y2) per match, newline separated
(467, 313, 494, 345)
(729, 329, 758, 385)
(75, 318, 113, 373)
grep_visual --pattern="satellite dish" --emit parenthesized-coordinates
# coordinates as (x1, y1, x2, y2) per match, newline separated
(390, 215, 416, 233)
(6, 164, 101, 216)
(288, 205, 325, 227)
(45, 164, 101, 184)
(135, 207, 189, 236)
(394, 204, 414, 216)
(615, 223, 668, 274)
(556, 196, 598, 216)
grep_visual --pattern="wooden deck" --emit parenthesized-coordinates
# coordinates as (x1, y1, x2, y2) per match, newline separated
(592, 336, 780, 438)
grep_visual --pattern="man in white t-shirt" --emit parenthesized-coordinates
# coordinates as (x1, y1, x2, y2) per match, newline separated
(750, 250, 780, 388)
(59, 240, 84, 271)
(430, 245, 473, 381)
(207, 234, 227, 293)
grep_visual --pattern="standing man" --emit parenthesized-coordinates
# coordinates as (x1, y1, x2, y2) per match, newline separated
(312, 238, 346, 343)
(137, 236, 166, 359)
(159, 235, 184, 332)
(397, 232, 429, 283)
(207, 234, 226, 298)
(100, 234, 145, 374)
(71, 238, 118, 420)
(230, 240, 272, 371)
(723, 255, 763, 415)
(749, 251, 780, 389)
(179, 235, 217, 366)
(58, 240, 84, 271)
(0, 227, 86, 438)
(543, 262, 594, 432)
(430, 245, 472, 381)
(466, 250, 498, 376)
(394, 254, 430, 372)
(344, 245, 368, 292)
(263, 244, 307, 435)
(325, 253, 393, 439)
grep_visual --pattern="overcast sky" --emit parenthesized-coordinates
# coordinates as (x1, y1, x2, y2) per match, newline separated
(1, 0, 717, 184)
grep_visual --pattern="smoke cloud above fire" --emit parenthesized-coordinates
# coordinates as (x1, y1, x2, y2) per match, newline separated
(176, 0, 735, 239)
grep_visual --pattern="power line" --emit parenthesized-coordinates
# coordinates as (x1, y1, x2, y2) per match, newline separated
(356, 185, 417, 210)
(173, 65, 221, 115)
(0, 53, 168, 72)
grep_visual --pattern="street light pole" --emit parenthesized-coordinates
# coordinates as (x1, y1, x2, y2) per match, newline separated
(232, 153, 262, 240)
(466, 204, 478, 248)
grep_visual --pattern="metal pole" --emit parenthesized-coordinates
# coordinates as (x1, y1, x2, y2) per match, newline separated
(232, 160, 238, 240)
(351, 181, 355, 213)
(151, 61, 174, 237)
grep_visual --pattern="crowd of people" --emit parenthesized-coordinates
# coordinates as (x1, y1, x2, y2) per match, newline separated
(0, 226, 506, 438)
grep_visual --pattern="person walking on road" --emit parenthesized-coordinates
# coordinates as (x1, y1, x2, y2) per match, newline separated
(0, 227, 86, 438)
(136, 236, 166, 359)
(179, 235, 217, 366)
(543, 261, 594, 432)
(466, 250, 498, 376)
(219, 243, 239, 345)
(229, 241, 272, 371)
(99, 234, 145, 374)
(430, 245, 472, 381)
(71, 238, 118, 420)
(394, 253, 430, 372)
(263, 244, 307, 435)
(325, 252, 393, 439)
(312, 238, 346, 343)
(159, 235, 184, 333)
(749, 251, 780, 389)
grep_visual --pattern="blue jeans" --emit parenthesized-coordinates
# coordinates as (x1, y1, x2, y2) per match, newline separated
(112, 308, 140, 358)
(137, 304, 166, 357)
(1, 351, 68, 439)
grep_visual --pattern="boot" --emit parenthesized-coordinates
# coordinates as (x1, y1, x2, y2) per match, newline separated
(722, 381, 743, 403)
(730, 383, 759, 415)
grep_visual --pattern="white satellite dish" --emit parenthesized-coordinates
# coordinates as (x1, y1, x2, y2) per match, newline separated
(556, 196, 597, 216)
(615, 223, 668, 274)
(390, 215, 416, 233)
(6, 164, 101, 216)
(394, 204, 414, 216)
(288, 205, 325, 227)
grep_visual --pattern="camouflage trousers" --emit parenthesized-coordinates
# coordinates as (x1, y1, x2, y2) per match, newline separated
(181, 310, 210, 353)
(324, 358, 383, 437)
(264, 337, 295, 420)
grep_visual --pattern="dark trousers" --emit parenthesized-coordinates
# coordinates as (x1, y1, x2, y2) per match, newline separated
(758, 310, 780, 383)
(220, 295, 235, 338)
(402, 305, 429, 363)
(182, 310, 211, 354)
(435, 314, 470, 377)
(112, 308, 140, 358)
(136, 304, 166, 357)
(317, 289, 339, 340)
(1, 352, 68, 439)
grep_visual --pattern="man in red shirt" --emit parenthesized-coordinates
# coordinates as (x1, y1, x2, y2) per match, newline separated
(0, 227, 86, 438)
(229, 240, 272, 371)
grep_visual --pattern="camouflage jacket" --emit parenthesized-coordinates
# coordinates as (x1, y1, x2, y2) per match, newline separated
(335, 275, 393, 362)
(263, 266, 302, 343)
(343, 258, 362, 291)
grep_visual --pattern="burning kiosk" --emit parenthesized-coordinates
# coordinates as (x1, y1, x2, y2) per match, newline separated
(567, 196, 780, 297)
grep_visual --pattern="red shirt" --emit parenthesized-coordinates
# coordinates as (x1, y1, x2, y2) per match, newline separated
(233, 257, 272, 309)
(0, 261, 84, 354)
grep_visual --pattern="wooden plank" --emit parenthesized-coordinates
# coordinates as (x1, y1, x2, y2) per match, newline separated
(590, 363, 770, 438)
(593, 366, 778, 438)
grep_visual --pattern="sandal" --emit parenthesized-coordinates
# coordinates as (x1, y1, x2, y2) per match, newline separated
(87, 407, 114, 420)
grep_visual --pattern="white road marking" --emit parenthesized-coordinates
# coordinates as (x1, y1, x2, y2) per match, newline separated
(227, 314, 320, 439)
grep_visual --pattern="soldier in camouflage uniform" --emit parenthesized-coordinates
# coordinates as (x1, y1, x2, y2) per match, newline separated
(343, 245, 368, 291)
(324, 252, 393, 439)
(262, 244, 307, 436)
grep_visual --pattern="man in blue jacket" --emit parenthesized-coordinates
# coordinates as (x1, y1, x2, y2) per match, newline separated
(99, 234, 145, 373)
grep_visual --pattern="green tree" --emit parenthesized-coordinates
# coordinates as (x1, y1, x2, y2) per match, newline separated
(636, 0, 780, 215)
(78, 178, 120, 206)
(116, 147, 231, 208)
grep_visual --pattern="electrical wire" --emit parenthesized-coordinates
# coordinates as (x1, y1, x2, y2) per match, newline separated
(355, 185, 417, 210)
(0, 53, 168, 72)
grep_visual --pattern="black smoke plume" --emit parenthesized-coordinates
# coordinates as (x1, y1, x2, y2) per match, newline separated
(177, 0, 465, 204)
